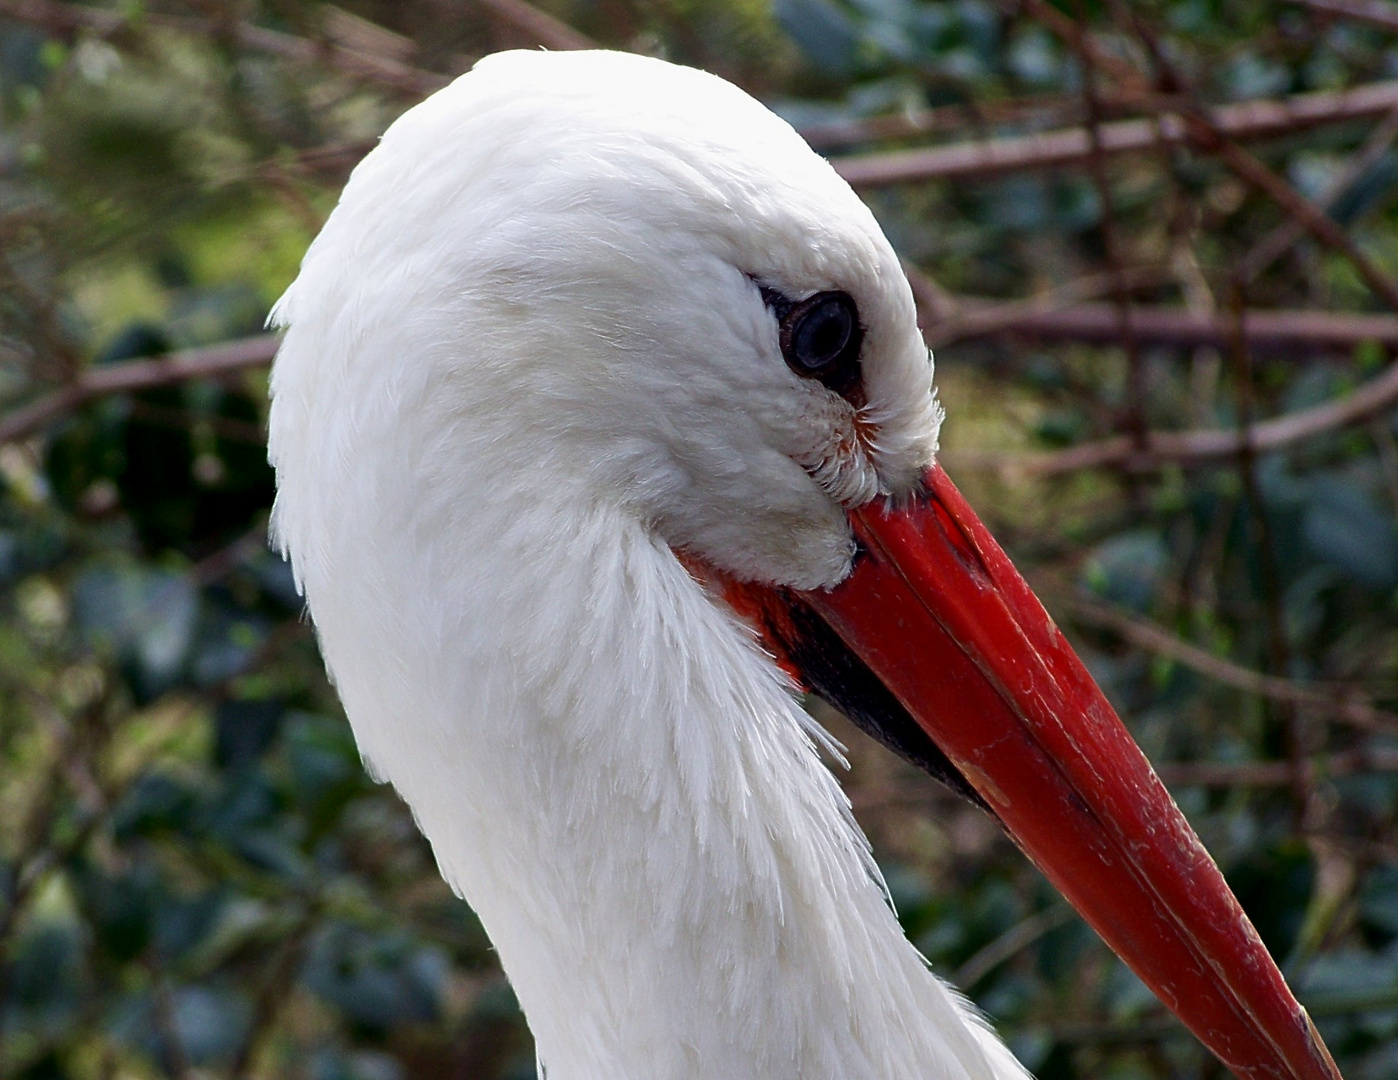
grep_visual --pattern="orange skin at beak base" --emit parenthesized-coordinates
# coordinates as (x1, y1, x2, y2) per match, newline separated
(789, 465, 1343, 1080)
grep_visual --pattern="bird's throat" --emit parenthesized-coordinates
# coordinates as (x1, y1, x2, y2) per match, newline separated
(313, 504, 1021, 1080)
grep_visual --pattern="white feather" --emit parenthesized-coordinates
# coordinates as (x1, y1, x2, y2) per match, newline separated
(268, 48, 1027, 1080)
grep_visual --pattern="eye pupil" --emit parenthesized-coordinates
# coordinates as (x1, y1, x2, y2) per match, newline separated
(793, 301, 852, 368)
(776, 290, 863, 394)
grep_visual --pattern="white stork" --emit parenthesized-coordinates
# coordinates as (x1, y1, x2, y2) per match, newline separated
(266, 49, 1343, 1080)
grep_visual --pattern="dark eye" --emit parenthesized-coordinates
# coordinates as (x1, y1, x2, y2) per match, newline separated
(777, 291, 863, 394)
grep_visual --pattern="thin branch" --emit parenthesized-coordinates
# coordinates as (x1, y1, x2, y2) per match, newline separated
(0, 697, 111, 975)
(832, 79, 1398, 187)
(1013, 356, 1398, 472)
(902, 261, 962, 326)
(0, 0, 597, 100)
(147, 954, 194, 1080)
(1110, 5, 1398, 314)
(1012, 0, 1145, 87)
(475, 0, 597, 51)
(1298, 0, 1398, 34)
(1237, 104, 1398, 285)
(321, 5, 419, 63)
(284, 138, 381, 179)
(878, 3, 1398, 323)
(798, 93, 1085, 151)
(923, 263, 1167, 354)
(1066, 597, 1398, 732)
(929, 298, 1398, 350)
(1221, 275, 1313, 823)
(228, 910, 318, 1080)
(0, 747, 71, 950)
(190, 521, 273, 588)
(1204, 131, 1398, 311)
(954, 906, 1076, 988)
(0, 0, 449, 95)
(0, 335, 277, 446)
(1069, 2, 1149, 448)
(1155, 749, 1398, 787)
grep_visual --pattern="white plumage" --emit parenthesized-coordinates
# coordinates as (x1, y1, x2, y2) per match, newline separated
(268, 49, 1028, 1080)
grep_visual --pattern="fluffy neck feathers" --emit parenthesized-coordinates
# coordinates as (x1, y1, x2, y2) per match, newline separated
(272, 363, 1019, 1078)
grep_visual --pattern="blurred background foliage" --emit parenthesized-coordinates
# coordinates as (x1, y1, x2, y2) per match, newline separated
(2, 1, 1398, 1079)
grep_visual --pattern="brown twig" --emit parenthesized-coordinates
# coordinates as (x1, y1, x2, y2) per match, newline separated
(1221, 275, 1313, 824)
(1068, 2, 1149, 449)
(1066, 597, 1398, 732)
(798, 93, 1086, 151)
(283, 139, 381, 179)
(321, 5, 419, 63)
(1154, 748, 1398, 787)
(0, 0, 450, 95)
(1205, 132, 1398, 311)
(985, 358, 1398, 473)
(953, 906, 1076, 988)
(475, 0, 597, 51)
(0, 0, 597, 99)
(1011, 0, 1146, 86)
(125, 399, 266, 444)
(190, 521, 273, 589)
(0, 696, 112, 1025)
(928, 298, 1398, 350)
(1298, 0, 1398, 34)
(0, 751, 70, 951)
(1237, 104, 1398, 285)
(147, 954, 194, 1080)
(228, 910, 318, 1080)
(902, 262, 961, 327)
(1113, 3, 1398, 316)
(0, 334, 277, 446)
(831, 80, 1398, 187)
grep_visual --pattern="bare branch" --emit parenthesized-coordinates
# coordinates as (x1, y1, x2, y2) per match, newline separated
(799, 95, 1077, 151)
(285, 138, 381, 178)
(0, 335, 278, 446)
(0, 0, 596, 98)
(1298, 0, 1398, 34)
(930, 297, 1398, 350)
(954, 907, 1076, 988)
(0, 0, 449, 95)
(1237, 104, 1398, 284)
(1011, 0, 1146, 87)
(476, 0, 597, 51)
(1066, 598, 1398, 732)
(1155, 749, 1398, 788)
(1067, 2, 1149, 447)
(1108, 6, 1398, 314)
(902, 261, 962, 326)
(229, 909, 319, 1080)
(948, 351, 1398, 473)
(832, 80, 1398, 187)
(1207, 132, 1398, 311)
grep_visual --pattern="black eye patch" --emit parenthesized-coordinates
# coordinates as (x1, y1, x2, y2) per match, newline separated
(761, 287, 864, 396)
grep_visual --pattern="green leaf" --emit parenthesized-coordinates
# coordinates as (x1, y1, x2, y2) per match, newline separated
(775, 0, 863, 76)
(1302, 482, 1398, 591)
(72, 566, 198, 699)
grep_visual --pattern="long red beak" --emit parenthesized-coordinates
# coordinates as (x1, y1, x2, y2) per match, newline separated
(793, 465, 1342, 1080)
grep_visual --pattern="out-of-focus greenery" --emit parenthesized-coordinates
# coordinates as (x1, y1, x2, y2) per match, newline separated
(2, 2, 1398, 1079)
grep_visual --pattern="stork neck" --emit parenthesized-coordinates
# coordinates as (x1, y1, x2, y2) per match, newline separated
(301, 460, 1019, 1080)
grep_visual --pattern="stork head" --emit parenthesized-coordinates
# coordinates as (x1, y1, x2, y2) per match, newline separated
(279, 49, 942, 590)
(270, 50, 1343, 1080)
